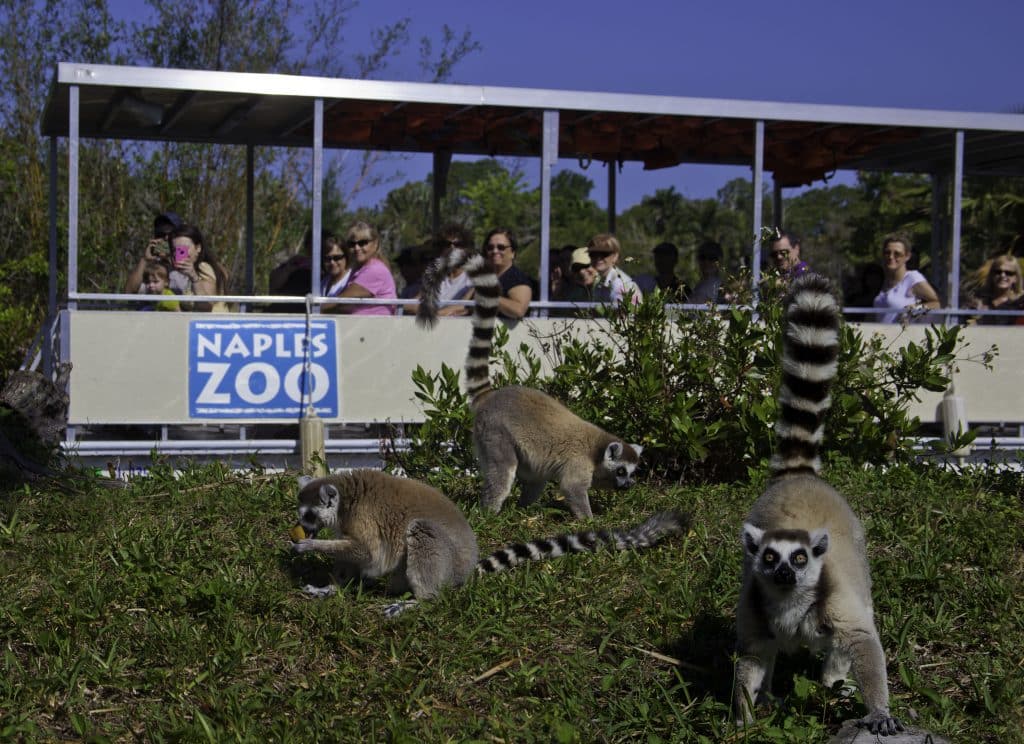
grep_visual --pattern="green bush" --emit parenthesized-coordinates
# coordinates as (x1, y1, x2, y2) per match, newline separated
(388, 279, 993, 488)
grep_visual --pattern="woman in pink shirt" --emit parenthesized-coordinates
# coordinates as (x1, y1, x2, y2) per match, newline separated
(323, 222, 397, 316)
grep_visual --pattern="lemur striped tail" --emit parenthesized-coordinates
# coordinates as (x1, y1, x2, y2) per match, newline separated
(415, 247, 501, 403)
(771, 273, 841, 478)
(476, 510, 688, 575)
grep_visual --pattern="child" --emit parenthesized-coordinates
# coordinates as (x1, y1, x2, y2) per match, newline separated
(141, 261, 180, 311)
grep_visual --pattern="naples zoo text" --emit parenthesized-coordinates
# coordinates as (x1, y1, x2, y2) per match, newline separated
(187, 320, 339, 418)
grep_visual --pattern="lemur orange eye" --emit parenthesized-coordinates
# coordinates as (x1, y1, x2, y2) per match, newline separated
(793, 553, 807, 565)
(763, 550, 776, 564)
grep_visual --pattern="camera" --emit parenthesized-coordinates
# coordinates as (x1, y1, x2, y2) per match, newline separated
(149, 236, 171, 257)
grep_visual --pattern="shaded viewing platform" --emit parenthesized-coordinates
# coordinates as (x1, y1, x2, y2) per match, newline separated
(36, 63, 1024, 472)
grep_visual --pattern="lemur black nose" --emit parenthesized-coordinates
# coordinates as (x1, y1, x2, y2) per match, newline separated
(773, 565, 796, 585)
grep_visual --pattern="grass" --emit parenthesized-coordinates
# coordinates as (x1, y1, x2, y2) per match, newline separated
(1, 458, 1022, 742)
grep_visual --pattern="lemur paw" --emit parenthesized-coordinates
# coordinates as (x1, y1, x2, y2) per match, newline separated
(382, 600, 417, 619)
(301, 584, 337, 598)
(857, 711, 903, 736)
(291, 538, 316, 554)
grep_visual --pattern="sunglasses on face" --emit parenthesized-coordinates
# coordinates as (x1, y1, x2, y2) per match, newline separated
(437, 238, 465, 249)
(882, 251, 904, 258)
(346, 238, 372, 248)
(771, 250, 789, 259)
(589, 251, 612, 259)
(485, 243, 511, 253)
(571, 263, 590, 272)
(324, 254, 346, 263)
(992, 269, 1015, 278)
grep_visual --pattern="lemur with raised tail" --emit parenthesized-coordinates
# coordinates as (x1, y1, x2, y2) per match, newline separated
(733, 274, 903, 736)
(291, 470, 685, 617)
(415, 247, 643, 519)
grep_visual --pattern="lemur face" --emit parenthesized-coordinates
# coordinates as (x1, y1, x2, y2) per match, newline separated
(743, 524, 829, 590)
(598, 442, 643, 490)
(296, 478, 340, 536)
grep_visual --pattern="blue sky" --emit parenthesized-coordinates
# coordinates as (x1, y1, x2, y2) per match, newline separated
(109, 0, 1022, 209)
(340, 0, 1021, 208)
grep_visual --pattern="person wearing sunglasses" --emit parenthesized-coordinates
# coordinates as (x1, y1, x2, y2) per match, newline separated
(767, 230, 810, 280)
(320, 234, 351, 298)
(481, 227, 533, 319)
(872, 233, 940, 323)
(322, 222, 396, 315)
(587, 233, 641, 307)
(965, 254, 1024, 325)
(551, 246, 602, 317)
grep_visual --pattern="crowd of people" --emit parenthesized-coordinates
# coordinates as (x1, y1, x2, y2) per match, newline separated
(124, 212, 1023, 325)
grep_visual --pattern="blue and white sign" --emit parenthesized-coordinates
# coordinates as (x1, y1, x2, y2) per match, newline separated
(188, 319, 339, 419)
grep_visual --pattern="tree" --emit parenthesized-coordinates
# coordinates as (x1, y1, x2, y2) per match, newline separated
(0, 0, 480, 377)
(782, 183, 867, 283)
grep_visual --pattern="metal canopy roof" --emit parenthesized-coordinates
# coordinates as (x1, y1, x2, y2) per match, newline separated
(42, 62, 1024, 186)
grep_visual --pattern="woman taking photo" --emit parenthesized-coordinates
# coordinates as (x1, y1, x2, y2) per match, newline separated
(170, 224, 230, 312)
(323, 222, 396, 315)
(966, 255, 1024, 325)
(481, 227, 533, 319)
(872, 234, 940, 323)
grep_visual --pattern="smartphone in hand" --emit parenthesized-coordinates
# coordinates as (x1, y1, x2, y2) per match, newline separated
(174, 244, 190, 263)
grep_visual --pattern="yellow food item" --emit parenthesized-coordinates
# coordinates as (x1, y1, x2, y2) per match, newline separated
(289, 525, 306, 542)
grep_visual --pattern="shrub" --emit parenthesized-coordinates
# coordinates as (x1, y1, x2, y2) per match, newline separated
(388, 277, 993, 488)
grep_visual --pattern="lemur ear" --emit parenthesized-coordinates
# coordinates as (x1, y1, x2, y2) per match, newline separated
(318, 483, 340, 508)
(742, 523, 764, 554)
(605, 441, 623, 460)
(297, 475, 313, 490)
(810, 528, 829, 557)
(629, 444, 644, 457)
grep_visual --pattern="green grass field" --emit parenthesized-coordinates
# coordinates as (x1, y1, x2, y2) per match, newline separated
(1, 460, 1021, 742)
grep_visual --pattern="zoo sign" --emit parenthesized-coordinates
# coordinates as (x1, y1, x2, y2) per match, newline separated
(188, 319, 339, 419)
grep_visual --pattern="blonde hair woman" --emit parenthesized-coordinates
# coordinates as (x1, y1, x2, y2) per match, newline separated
(587, 233, 641, 307)
(966, 254, 1024, 325)
(872, 234, 940, 323)
(323, 222, 396, 315)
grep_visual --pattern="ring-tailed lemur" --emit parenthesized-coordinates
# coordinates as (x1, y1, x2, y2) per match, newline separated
(291, 470, 685, 616)
(415, 248, 643, 519)
(733, 273, 903, 736)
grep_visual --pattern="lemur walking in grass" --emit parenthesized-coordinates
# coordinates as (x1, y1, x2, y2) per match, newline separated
(733, 273, 903, 736)
(415, 247, 643, 519)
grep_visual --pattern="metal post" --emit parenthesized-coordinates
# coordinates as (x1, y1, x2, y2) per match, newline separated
(245, 144, 255, 301)
(772, 181, 783, 230)
(68, 85, 79, 310)
(752, 120, 765, 291)
(311, 98, 323, 308)
(431, 151, 451, 239)
(539, 110, 559, 306)
(949, 131, 964, 318)
(47, 137, 58, 377)
(931, 171, 948, 306)
(300, 294, 326, 476)
(607, 163, 617, 234)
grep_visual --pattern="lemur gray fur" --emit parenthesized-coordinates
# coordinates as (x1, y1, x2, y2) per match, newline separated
(292, 470, 685, 617)
(415, 247, 643, 519)
(733, 273, 902, 736)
